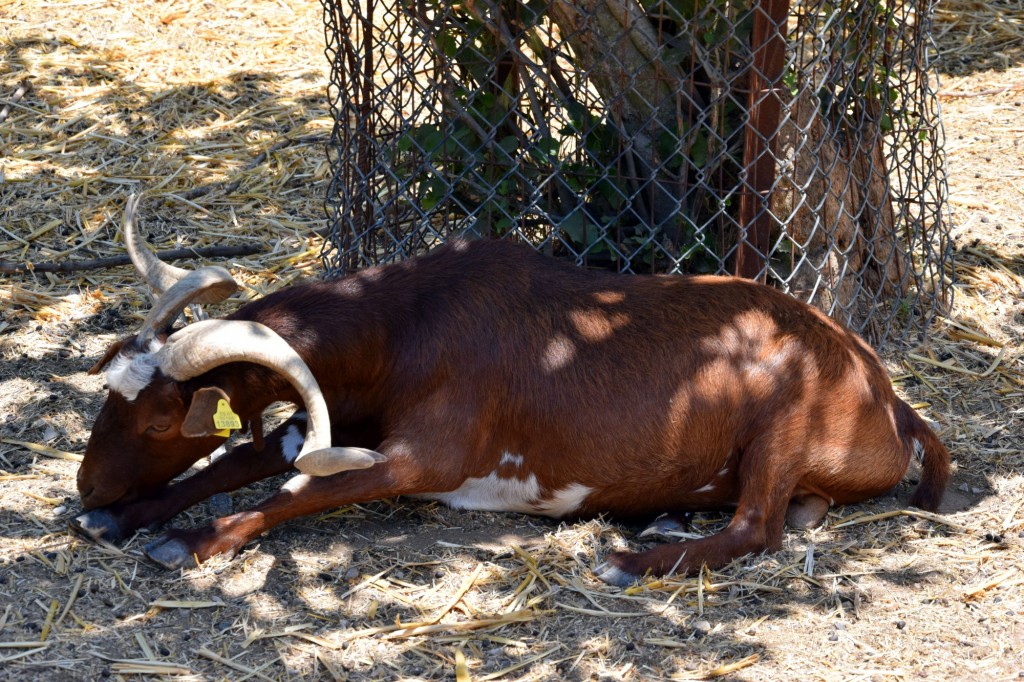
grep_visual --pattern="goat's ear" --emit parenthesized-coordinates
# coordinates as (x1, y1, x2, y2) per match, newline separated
(88, 338, 131, 375)
(181, 386, 233, 438)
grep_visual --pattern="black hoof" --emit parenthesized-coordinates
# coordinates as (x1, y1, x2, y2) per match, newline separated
(69, 509, 123, 543)
(639, 514, 700, 541)
(144, 537, 195, 570)
(593, 560, 640, 587)
(207, 493, 233, 517)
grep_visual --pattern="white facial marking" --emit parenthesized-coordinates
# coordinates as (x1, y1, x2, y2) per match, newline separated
(107, 349, 161, 402)
(695, 483, 716, 493)
(417, 473, 594, 519)
(717, 466, 729, 477)
(541, 334, 575, 372)
(499, 452, 524, 468)
(281, 424, 305, 463)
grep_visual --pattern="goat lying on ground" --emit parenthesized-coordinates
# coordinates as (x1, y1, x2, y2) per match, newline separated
(71, 195, 951, 585)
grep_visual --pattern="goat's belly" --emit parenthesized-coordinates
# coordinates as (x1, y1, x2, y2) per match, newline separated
(575, 465, 742, 519)
(413, 473, 595, 518)
(411, 453, 740, 520)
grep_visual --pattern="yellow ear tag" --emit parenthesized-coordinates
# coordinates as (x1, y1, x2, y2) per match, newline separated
(212, 399, 242, 438)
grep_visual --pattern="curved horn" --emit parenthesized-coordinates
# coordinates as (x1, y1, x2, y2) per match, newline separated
(156, 319, 384, 476)
(124, 193, 191, 296)
(124, 194, 241, 347)
(135, 268, 239, 348)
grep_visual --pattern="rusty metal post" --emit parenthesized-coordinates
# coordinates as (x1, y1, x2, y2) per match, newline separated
(734, 0, 791, 281)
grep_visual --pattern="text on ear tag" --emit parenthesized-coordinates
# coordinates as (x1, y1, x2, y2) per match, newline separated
(213, 399, 242, 431)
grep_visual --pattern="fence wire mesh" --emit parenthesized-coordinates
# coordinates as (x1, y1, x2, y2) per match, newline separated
(320, 0, 952, 340)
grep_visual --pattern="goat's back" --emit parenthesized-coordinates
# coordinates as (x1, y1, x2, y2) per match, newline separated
(314, 241, 903, 503)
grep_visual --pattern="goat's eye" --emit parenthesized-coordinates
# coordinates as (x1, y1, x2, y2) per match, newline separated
(147, 424, 171, 434)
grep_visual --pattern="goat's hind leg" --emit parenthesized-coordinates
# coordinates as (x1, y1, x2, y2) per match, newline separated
(594, 439, 799, 587)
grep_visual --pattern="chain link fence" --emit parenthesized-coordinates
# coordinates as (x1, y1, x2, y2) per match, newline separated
(319, 0, 952, 340)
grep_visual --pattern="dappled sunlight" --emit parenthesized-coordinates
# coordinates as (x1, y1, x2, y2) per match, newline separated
(699, 309, 779, 357)
(945, 262, 1023, 342)
(568, 307, 630, 342)
(198, 552, 279, 601)
(32, 289, 110, 323)
(1, 17, 335, 308)
(540, 333, 575, 372)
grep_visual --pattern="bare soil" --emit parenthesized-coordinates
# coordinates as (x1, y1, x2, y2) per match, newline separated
(1, 1, 1022, 681)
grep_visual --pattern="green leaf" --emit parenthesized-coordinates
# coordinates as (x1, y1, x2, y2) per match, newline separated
(437, 31, 459, 59)
(691, 132, 708, 169)
(498, 135, 518, 154)
(668, 0, 698, 21)
(420, 176, 448, 210)
(560, 212, 587, 244)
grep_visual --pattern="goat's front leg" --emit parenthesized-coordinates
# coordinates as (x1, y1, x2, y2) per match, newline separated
(70, 415, 309, 543)
(143, 446, 441, 569)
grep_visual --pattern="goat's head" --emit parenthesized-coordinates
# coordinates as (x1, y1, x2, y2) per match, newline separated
(78, 195, 382, 509)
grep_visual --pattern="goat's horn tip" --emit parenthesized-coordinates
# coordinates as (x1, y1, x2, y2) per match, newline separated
(294, 447, 386, 477)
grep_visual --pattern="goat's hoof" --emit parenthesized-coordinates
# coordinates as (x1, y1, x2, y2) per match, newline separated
(639, 514, 699, 540)
(144, 537, 195, 570)
(69, 509, 123, 544)
(207, 493, 233, 517)
(593, 560, 640, 587)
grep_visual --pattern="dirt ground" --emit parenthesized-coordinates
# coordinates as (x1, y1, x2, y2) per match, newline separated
(1, 1, 1023, 680)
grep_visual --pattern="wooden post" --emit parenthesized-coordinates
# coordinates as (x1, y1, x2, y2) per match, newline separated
(734, 0, 791, 281)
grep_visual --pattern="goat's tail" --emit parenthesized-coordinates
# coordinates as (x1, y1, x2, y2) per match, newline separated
(896, 400, 951, 511)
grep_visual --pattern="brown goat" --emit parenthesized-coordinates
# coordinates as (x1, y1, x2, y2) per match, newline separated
(72, 196, 951, 585)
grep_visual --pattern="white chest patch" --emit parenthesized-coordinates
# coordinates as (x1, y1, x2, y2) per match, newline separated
(499, 452, 524, 468)
(535, 482, 593, 517)
(416, 473, 594, 519)
(280, 424, 306, 464)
